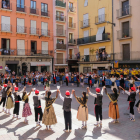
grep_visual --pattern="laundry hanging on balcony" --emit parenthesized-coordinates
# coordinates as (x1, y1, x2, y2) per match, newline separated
(96, 26, 105, 41)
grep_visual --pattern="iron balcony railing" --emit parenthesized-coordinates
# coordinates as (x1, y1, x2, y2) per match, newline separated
(0, 49, 53, 56)
(1, 1, 12, 10)
(77, 33, 110, 45)
(41, 29, 50, 37)
(56, 15, 65, 22)
(56, 43, 66, 50)
(56, 29, 66, 36)
(16, 4, 26, 12)
(69, 7, 76, 12)
(68, 54, 78, 60)
(69, 23, 76, 28)
(95, 14, 106, 24)
(16, 26, 27, 34)
(117, 6, 132, 18)
(0, 24, 12, 32)
(54, 58, 67, 64)
(30, 7, 39, 15)
(41, 11, 50, 17)
(117, 28, 132, 39)
(55, 0, 66, 8)
(68, 39, 76, 45)
(81, 19, 90, 28)
(29, 27, 39, 35)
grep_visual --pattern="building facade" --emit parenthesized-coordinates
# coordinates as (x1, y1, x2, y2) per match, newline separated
(53, 0, 78, 72)
(0, 0, 53, 74)
(78, 0, 113, 73)
(113, 0, 140, 68)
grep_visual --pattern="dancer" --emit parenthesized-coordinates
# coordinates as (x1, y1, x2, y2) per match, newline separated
(88, 73, 92, 88)
(22, 89, 33, 123)
(42, 90, 58, 130)
(33, 90, 44, 126)
(87, 87, 103, 127)
(73, 90, 88, 129)
(65, 72, 69, 86)
(110, 75, 118, 90)
(5, 86, 14, 115)
(100, 73, 106, 87)
(0, 84, 7, 112)
(13, 86, 26, 119)
(59, 90, 73, 132)
(119, 86, 140, 121)
(71, 74, 74, 86)
(104, 87, 120, 123)
(76, 73, 79, 87)
(94, 74, 99, 88)
(52, 71, 57, 86)
(135, 86, 140, 113)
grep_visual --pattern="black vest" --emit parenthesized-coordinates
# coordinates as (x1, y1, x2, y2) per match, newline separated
(94, 94, 103, 106)
(33, 96, 41, 108)
(2, 87, 7, 98)
(63, 98, 72, 112)
(13, 92, 19, 101)
(130, 92, 136, 102)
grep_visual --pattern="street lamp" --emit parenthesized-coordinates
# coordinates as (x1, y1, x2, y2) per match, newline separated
(106, 21, 115, 26)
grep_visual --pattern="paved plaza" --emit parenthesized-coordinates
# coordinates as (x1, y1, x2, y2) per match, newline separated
(0, 84, 140, 140)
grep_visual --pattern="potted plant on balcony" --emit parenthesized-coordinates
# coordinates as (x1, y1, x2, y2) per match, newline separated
(90, 48, 95, 54)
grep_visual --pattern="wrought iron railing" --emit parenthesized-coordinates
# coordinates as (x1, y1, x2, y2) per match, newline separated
(56, 29, 66, 36)
(117, 28, 132, 39)
(0, 24, 12, 32)
(68, 39, 76, 44)
(55, 0, 66, 8)
(69, 7, 76, 12)
(95, 14, 106, 24)
(29, 27, 39, 35)
(17, 26, 27, 33)
(117, 6, 132, 18)
(41, 11, 50, 17)
(69, 23, 76, 28)
(56, 43, 66, 49)
(41, 29, 50, 37)
(16, 4, 26, 12)
(81, 19, 90, 28)
(54, 58, 67, 64)
(30, 7, 39, 15)
(56, 15, 65, 22)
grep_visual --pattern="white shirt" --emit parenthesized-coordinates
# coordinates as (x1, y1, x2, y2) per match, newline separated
(33, 94, 45, 100)
(59, 93, 73, 102)
(124, 90, 139, 95)
(89, 88, 104, 98)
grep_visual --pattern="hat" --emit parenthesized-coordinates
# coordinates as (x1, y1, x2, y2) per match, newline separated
(24, 75, 26, 78)
(45, 79, 48, 82)
(103, 73, 104, 75)
(65, 90, 70, 96)
(35, 90, 39, 94)
(4, 84, 7, 88)
(15, 87, 19, 91)
(131, 87, 135, 91)
(96, 88, 100, 93)
(121, 75, 123, 77)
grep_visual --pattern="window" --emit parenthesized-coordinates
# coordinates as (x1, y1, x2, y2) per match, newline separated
(17, 18, 24, 33)
(41, 22, 48, 36)
(31, 0, 36, 9)
(2, 0, 10, 9)
(56, 24, 64, 36)
(30, 20, 36, 34)
(56, 11, 64, 21)
(1, 16, 10, 32)
(83, 13, 89, 27)
(84, 0, 88, 7)
(83, 67, 91, 73)
(69, 33, 73, 40)
(31, 41, 37, 54)
(98, 8, 105, 23)
(42, 42, 48, 54)
(122, 21, 129, 38)
(84, 48, 89, 62)
(1, 38, 10, 55)
(57, 53, 63, 64)
(69, 2, 73, 8)
(17, 0, 24, 8)
(123, 44, 130, 60)
(57, 39, 64, 44)
(96, 26, 105, 41)
(41, 3, 48, 13)
(69, 17, 73, 27)
(17, 40, 25, 55)
(122, 0, 129, 16)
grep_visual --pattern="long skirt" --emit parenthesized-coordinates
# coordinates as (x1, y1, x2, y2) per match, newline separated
(22, 103, 32, 117)
(94, 81, 99, 88)
(6, 97, 14, 109)
(42, 105, 57, 125)
(111, 83, 118, 90)
(135, 100, 140, 113)
(109, 102, 120, 119)
(77, 105, 88, 121)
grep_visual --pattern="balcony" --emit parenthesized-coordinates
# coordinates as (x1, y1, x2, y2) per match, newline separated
(30, 8, 39, 16)
(56, 43, 66, 50)
(68, 39, 76, 46)
(69, 23, 76, 29)
(0, 24, 12, 33)
(41, 29, 50, 37)
(56, 15, 65, 22)
(117, 6, 132, 19)
(77, 33, 110, 45)
(69, 7, 76, 13)
(54, 58, 67, 64)
(16, 26, 27, 34)
(55, 0, 66, 8)
(0, 49, 53, 57)
(117, 28, 132, 40)
(81, 19, 90, 29)
(68, 54, 78, 60)
(16, 4, 26, 13)
(1, 1, 12, 11)
(29, 27, 39, 35)
(41, 11, 50, 17)
(56, 29, 66, 36)
(95, 14, 106, 25)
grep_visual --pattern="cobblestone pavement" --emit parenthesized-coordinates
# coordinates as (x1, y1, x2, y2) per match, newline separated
(0, 83, 140, 140)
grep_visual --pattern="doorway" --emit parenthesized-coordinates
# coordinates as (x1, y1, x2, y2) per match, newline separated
(22, 63, 27, 75)
(31, 41, 37, 54)
(69, 49, 73, 59)
(123, 44, 130, 60)
(1, 38, 10, 55)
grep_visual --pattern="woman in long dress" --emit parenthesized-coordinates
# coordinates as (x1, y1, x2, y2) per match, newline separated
(22, 89, 33, 123)
(73, 90, 88, 129)
(110, 75, 118, 90)
(6, 86, 14, 115)
(94, 74, 99, 88)
(104, 87, 120, 123)
(42, 90, 58, 130)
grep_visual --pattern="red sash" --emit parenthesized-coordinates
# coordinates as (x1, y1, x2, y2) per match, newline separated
(66, 77, 69, 82)
(90, 80, 92, 85)
(15, 101, 19, 103)
(38, 106, 41, 108)
(54, 77, 56, 83)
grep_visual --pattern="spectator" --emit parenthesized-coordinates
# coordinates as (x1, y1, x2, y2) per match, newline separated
(99, 50, 102, 61)
(96, 49, 99, 61)
(60, 12, 64, 21)
(2, 0, 7, 8)
(5, 65, 10, 74)
(102, 50, 106, 61)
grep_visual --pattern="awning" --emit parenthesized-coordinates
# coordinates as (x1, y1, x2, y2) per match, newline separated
(96, 26, 105, 41)
(6, 61, 19, 64)
(99, 46, 105, 49)
(30, 62, 50, 66)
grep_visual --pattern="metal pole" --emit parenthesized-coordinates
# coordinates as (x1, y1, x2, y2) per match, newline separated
(112, 0, 114, 64)
(67, 0, 69, 72)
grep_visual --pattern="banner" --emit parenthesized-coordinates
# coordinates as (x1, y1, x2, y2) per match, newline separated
(114, 61, 118, 68)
